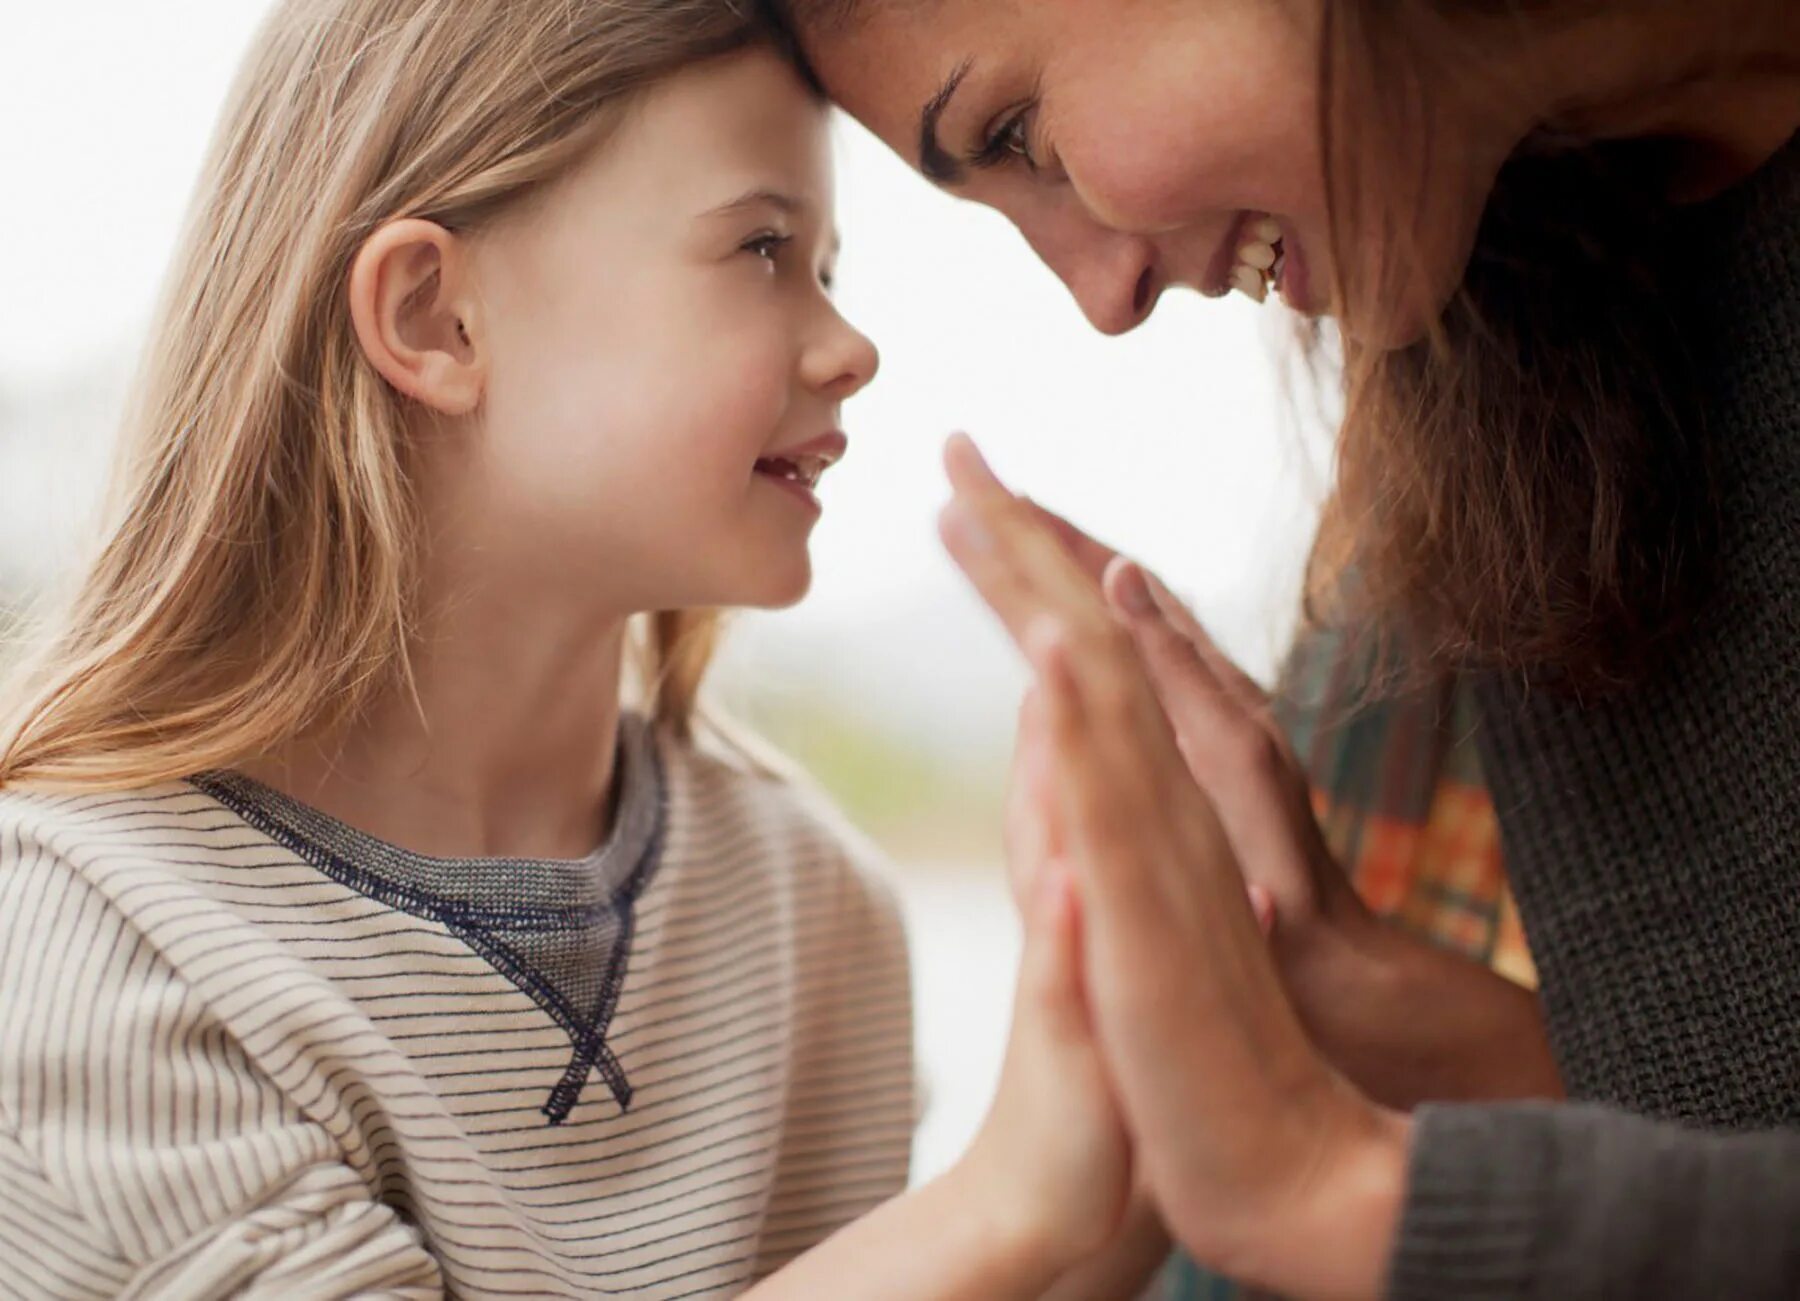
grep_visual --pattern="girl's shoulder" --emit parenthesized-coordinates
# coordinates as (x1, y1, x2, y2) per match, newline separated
(0, 778, 274, 970)
(655, 720, 902, 902)
(0, 779, 217, 869)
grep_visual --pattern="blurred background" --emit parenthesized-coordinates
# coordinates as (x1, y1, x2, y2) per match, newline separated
(0, 4, 1333, 1184)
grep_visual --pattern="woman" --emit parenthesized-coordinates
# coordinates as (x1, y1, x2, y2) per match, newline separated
(770, 1, 1800, 1295)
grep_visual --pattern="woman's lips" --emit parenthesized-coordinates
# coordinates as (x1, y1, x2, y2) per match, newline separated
(1275, 227, 1312, 312)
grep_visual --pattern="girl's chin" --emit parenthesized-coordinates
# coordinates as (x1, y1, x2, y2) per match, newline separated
(721, 548, 815, 612)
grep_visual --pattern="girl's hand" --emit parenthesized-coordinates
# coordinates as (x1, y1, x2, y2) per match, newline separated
(744, 727, 1131, 1301)
(971, 687, 1134, 1275)
(939, 435, 1408, 1299)
(957, 866, 1134, 1277)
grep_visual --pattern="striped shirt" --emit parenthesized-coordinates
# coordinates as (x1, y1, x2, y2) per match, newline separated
(0, 714, 914, 1298)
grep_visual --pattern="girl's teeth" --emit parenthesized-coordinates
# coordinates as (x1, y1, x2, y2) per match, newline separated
(759, 455, 826, 489)
(1237, 240, 1276, 270)
(1253, 217, 1282, 243)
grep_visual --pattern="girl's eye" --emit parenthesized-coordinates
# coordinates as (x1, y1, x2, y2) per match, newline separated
(976, 103, 1040, 174)
(742, 232, 792, 265)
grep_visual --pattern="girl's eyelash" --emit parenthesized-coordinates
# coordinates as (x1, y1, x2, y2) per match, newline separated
(743, 231, 835, 291)
(742, 232, 793, 261)
(974, 101, 1039, 173)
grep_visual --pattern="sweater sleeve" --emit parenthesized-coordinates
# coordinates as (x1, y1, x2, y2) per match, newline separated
(1387, 1102, 1800, 1299)
(0, 844, 444, 1300)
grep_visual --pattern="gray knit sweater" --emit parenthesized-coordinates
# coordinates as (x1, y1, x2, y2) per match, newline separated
(1387, 133, 1800, 1295)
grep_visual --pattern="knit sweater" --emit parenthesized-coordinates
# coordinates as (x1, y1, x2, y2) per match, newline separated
(1388, 131, 1800, 1296)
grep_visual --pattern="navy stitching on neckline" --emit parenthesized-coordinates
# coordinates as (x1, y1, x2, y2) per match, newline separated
(191, 738, 668, 1124)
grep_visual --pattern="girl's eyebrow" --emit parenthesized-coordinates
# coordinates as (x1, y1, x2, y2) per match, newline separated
(703, 188, 807, 219)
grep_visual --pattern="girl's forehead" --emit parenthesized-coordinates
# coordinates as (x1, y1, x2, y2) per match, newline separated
(541, 45, 837, 227)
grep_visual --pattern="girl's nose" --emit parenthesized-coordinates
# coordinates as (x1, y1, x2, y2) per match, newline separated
(805, 310, 880, 401)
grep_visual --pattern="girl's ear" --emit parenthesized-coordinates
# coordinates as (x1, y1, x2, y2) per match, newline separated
(348, 218, 486, 415)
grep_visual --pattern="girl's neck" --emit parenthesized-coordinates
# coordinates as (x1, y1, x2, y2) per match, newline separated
(243, 593, 633, 864)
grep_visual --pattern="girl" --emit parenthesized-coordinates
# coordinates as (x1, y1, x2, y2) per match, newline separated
(0, 2, 1131, 1296)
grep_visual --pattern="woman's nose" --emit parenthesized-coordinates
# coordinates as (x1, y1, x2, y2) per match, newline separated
(805, 308, 880, 402)
(1021, 210, 1160, 336)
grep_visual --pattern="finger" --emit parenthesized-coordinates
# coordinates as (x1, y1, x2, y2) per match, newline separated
(1248, 883, 1276, 937)
(1018, 864, 1088, 1039)
(940, 500, 1103, 643)
(1100, 557, 1266, 721)
(1104, 558, 1243, 742)
(943, 430, 1015, 503)
(1019, 687, 1067, 860)
(1003, 688, 1060, 909)
(1026, 619, 1182, 924)
(1031, 614, 1257, 937)
(1108, 559, 1294, 782)
(1019, 496, 1119, 588)
(943, 503, 1178, 785)
(939, 438, 1113, 640)
(1103, 557, 1264, 807)
(1141, 569, 1269, 715)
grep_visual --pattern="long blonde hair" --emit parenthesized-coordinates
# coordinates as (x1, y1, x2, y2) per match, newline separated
(0, 0, 764, 791)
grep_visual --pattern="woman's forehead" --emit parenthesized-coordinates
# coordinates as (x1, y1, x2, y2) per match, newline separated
(802, 1, 1042, 171)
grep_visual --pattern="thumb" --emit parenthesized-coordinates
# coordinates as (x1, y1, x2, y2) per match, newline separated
(1248, 883, 1277, 936)
(1018, 864, 1088, 1039)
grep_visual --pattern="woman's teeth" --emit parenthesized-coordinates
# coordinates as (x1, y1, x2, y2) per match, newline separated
(1230, 217, 1285, 304)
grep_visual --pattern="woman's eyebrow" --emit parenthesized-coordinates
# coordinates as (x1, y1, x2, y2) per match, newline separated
(918, 58, 973, 186)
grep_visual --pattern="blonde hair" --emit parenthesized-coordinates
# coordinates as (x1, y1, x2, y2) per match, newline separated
(0, 0, 767, 791)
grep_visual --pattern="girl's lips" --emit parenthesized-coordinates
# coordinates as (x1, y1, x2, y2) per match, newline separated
(756, 469, 823, 516)
(752, 429, 845, 511)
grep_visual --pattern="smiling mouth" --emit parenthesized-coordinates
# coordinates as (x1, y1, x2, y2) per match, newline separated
(1228, 216, 1285, 304)
(753, 452, 834, 492)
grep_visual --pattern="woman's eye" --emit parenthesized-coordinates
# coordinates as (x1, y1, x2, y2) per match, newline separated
(977, 103, 1039, 174)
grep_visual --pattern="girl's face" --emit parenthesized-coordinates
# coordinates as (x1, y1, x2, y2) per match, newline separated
(459, 46, 877, 615)
(798, 0, 1499, 340)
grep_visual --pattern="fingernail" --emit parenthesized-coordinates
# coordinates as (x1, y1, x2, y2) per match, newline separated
(1115, 562, 1156, 616)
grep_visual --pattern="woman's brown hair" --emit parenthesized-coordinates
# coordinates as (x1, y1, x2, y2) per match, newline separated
(772, 0, 1798, 688)
(1307, 2, 1769, 686)
(0, 0, 765, 791)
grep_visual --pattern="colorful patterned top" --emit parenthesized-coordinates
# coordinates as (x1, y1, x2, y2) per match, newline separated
(1143, 624, 1534, 1300)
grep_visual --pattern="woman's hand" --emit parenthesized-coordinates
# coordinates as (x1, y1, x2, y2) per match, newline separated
(1015, 485, 1562, 1110)
(938, 434, 1408, 1299)
(1012, 494, 1364, 939)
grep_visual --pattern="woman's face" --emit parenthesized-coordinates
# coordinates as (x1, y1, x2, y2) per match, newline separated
(799, 0, 1502, 341)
